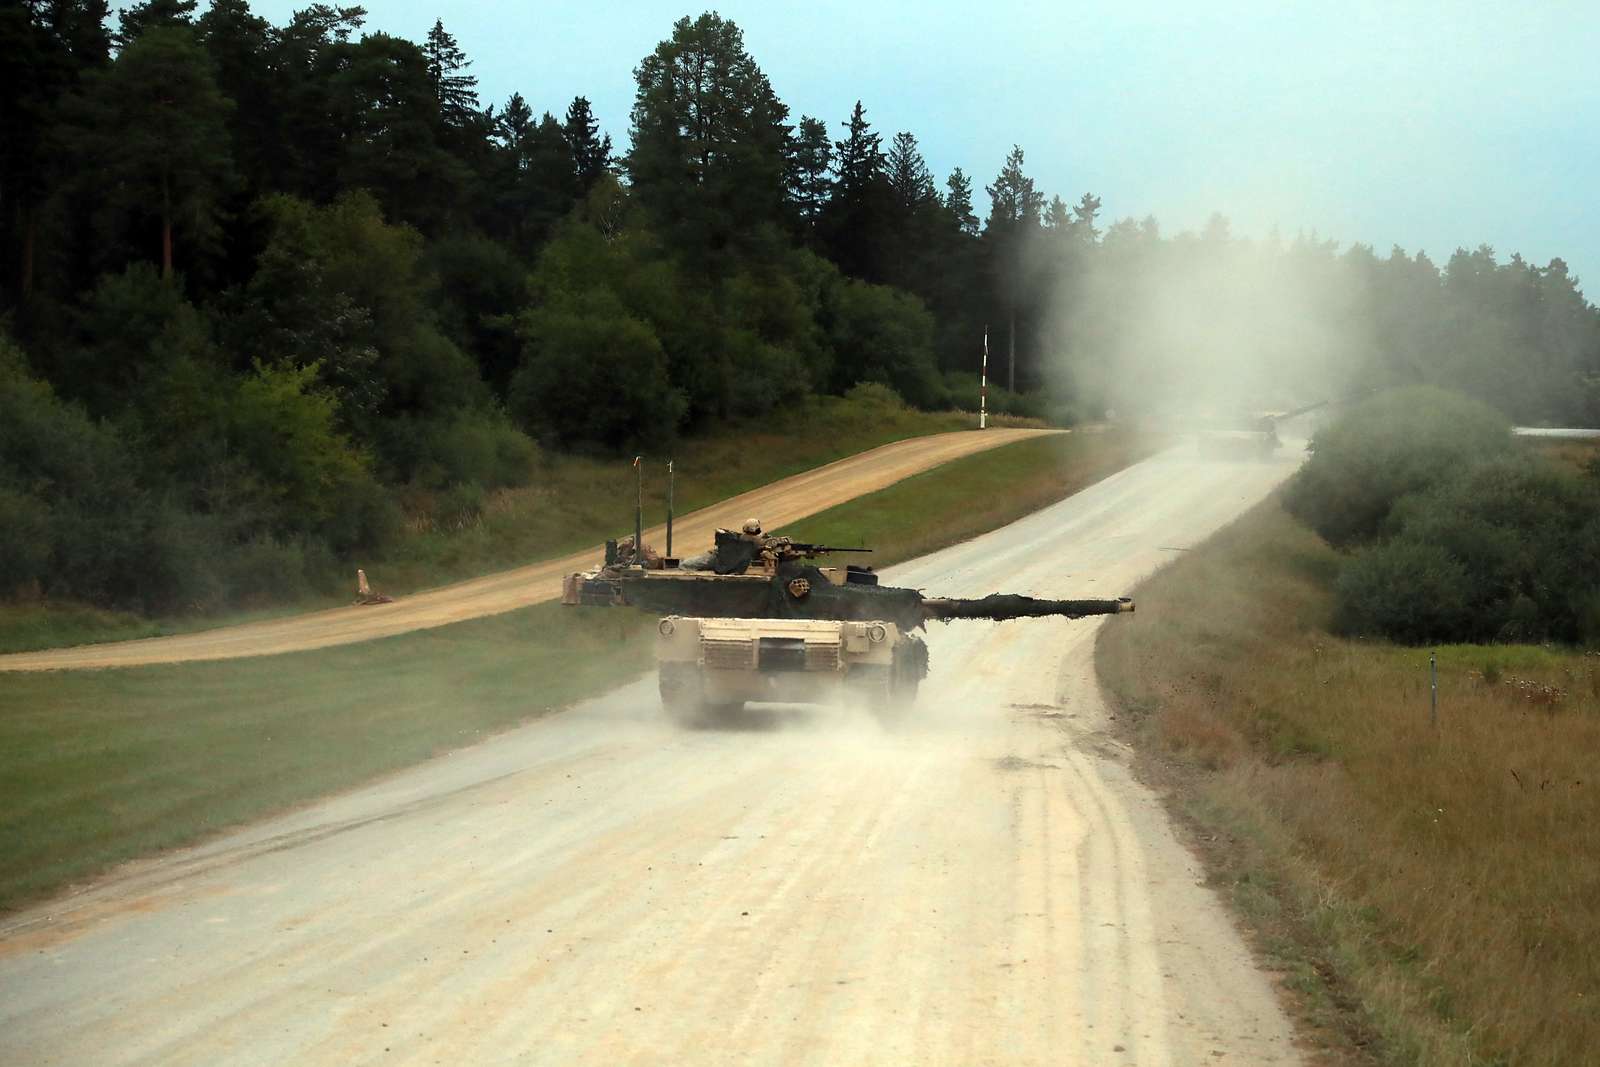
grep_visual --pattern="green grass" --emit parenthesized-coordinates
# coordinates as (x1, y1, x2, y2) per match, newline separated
(0, 392, 1035, 654)
(0, 427, 1156, 916)
(0, 602, 167, 654)
(0, 599, 351, 656)
(0, 602, 657, 912)
(1096, 496, 1600, 1066)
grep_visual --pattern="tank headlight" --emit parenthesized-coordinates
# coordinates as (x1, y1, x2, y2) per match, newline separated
(658, 618, 676, 636)
(866, 624, 887, 644)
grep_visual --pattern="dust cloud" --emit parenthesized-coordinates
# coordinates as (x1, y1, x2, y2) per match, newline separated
(1036, 219, 1372, 423)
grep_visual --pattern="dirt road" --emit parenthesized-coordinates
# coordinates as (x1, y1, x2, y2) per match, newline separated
(0, 428, 1052, 673)
(0, 444, 1305, 1065)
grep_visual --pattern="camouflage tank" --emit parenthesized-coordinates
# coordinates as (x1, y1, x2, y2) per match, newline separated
(564, 529, 1133, 723)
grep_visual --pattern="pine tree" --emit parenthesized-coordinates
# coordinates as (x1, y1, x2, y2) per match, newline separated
(67, 25, 234, 279)
(627, 13, 791, 262)
(196, 0, 277, 196)
(944, 168, 977, 236)
(563, 96, 611, 193)
(1071, 192, 1102, 242)
(422, 18, 478, 125)
(2, 4, 58, 299)
(1044, 195, 1070, 231)
(984, 144, 1043, 230)
(115, 0, 196, 48)
(334, 33, 475, 230)
(879, 130, 941, 295)
(832, 101, 884, 197)
(788, 115, 832, 230)
(886, 131, 935, 211)
(496, 92, 535, 157)
(489, 108, 575, 251)
(47, 0, 114, 67)
(821, 101, 891, 281)
(983, 146, 1043, 391)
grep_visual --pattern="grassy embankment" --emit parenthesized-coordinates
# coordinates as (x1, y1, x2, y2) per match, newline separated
(1096, 491, 1599, 1066)
(0, 427, 1158, 915)
(0, 394, 1036, 654)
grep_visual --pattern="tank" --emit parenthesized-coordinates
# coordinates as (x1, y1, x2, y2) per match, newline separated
(1195, 399, 1332, 459)
(1196, 414, 1281, 458)
(563, 531, 1132, 723)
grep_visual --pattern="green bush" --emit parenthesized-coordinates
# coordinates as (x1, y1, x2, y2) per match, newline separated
(937, 371, 1061, 421)
(841, 382, 907, 411)
(1284, 386, 1512, 548)
(406, 412, 538, 490)
(425, 233, 529, 395)
(0, 339, 156, 607)
(828, 280, 942, 408)
(225, 360, 398, 555)
(511, 296, 686, 450)
(1334, 455, 1600, 644)
(431, 482, 488, 530)
(718, 327, 810, 418)
(217, 535, 333, 606)
(1334, 540, 1474, 643)
(0, 486, 51, 595)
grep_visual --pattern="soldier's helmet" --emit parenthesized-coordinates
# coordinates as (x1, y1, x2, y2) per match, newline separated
(742, 518, 762, 535)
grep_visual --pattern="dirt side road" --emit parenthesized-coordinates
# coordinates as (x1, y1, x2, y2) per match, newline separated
(0, 445, 1305, 1065)
(0, 428, 1052, 673)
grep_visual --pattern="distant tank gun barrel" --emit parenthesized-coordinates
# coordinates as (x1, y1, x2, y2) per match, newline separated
(1272, 399, 1331, 422)
(920, 594, 1133, 622)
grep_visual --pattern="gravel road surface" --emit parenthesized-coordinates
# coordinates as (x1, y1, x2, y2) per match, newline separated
(0, 443, 1304, 1065)
(0, 428, 1053, 673)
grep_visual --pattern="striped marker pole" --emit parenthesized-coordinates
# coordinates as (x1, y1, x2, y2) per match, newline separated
(980, 327, 989, 430)
(633, 455, 643, 564)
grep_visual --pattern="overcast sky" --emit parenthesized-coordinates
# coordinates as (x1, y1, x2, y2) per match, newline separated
(247, 0, 1600, 290)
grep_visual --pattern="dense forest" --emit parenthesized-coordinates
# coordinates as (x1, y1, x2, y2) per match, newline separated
(2, 2, 1598, 613)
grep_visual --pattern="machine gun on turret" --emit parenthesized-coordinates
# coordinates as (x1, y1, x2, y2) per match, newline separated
(760, 538, 870, 564)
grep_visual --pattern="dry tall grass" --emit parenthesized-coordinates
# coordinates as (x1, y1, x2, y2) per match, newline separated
(1097, 500, 1600, 1066)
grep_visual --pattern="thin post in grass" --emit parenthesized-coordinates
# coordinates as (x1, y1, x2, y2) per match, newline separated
(1430, 652, 1438, 728)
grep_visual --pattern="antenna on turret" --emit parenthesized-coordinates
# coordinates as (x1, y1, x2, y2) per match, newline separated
(666, 459, 674, 559)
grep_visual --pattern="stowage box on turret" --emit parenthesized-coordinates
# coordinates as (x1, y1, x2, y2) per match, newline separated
(563, 528, 1132, 724)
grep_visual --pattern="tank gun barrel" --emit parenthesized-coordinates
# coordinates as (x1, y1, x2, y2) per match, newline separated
(919, 593, 1134, 622)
